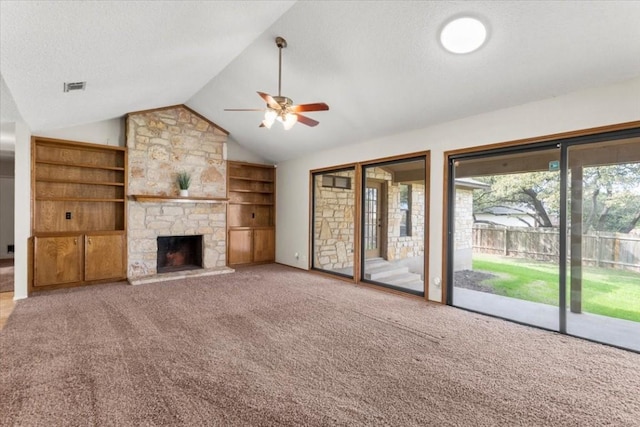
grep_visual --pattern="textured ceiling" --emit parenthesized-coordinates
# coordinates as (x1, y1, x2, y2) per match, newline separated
(2, 1, 640, 162)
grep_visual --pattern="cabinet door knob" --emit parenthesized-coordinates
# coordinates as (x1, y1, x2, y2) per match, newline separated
(74, 238, 77, 245)
(88, 237, 92, 244)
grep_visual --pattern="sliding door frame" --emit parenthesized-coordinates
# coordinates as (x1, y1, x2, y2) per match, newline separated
(310, 150, 431, 299)
(443, 121, 640, 337)
(309, 163, 360, 282)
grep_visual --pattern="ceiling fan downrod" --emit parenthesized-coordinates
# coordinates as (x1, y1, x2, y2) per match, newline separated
(275, 36, 287, 98)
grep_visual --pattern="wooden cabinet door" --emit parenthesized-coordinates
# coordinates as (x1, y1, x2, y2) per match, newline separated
(253, 228, 275, 263)
(228, 229, 253, 265)
(34, 235, 83, 287)
(85, 233, 125, 281)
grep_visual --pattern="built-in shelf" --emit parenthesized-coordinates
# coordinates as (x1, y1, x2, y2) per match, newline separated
(32, 136, 128, 291)
(36, 197, 125, 202)
(227, 161, 276, 266)
(35, 160, 125, 171)
(229, 202, 274, 206)
(37, 178, 125, 187)
(132, 194, 229, 204)
(228, 188, 273, 194)
(229, 176, 274, 183)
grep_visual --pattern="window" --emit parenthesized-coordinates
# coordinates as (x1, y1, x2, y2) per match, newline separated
(322, 175, 351, 189)
(399, 184, 412, 237)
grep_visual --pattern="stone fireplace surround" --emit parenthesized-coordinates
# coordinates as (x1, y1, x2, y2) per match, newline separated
(126, 105, 234, 285)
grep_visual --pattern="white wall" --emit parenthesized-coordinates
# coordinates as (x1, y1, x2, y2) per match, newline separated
(226, 136, 269, 164)
(275, 76, 640, 302)
(35, 117, 125, 147)
(13, 121, 30, 299)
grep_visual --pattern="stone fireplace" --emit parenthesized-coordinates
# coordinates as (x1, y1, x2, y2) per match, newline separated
(126, 105, 233, 285)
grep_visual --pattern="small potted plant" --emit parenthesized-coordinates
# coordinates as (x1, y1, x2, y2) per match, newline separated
(177, 171, 191, 197)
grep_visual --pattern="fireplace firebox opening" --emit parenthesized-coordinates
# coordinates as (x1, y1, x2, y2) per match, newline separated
(157, 235, 203, 274)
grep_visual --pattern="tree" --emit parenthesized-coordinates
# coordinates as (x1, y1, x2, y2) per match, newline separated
(472, 171, 560, 228)
(470, 163, 640, 233)
(581, 164, 640, 233)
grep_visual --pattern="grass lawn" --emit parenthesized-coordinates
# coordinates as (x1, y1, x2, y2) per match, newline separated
(472, 254, 640, 322)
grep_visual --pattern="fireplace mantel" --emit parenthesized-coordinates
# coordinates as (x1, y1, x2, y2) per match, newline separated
(131, 194, 228, 204)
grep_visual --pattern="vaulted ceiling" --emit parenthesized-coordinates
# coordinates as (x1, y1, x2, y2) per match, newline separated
(1, 1, 639, 162)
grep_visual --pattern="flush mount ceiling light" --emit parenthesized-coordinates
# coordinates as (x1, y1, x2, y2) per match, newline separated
(440, 17, 487, 54)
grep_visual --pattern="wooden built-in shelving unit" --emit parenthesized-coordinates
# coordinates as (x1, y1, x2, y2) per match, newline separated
(31, 137, 128, 291)
(227, 161, 276, 265)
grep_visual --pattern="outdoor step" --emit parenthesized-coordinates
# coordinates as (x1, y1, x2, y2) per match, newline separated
(364, 265, 409, 280)
(364, 258, 387, 268)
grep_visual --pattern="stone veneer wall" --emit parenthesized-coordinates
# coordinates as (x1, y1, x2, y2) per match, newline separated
(313, 170, 356, 270)
(454, 188, 474, 271)
(386, 182, 425, 261)
(126, 106, 228, 279)
(313, 167, 426, 271)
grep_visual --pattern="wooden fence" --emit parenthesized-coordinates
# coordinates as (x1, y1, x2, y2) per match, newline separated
(472, 224, 640, 272)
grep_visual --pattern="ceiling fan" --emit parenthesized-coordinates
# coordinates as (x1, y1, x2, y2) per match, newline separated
(224, 36, 329, 130)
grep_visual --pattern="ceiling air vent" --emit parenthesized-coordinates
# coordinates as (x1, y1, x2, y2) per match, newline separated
(63, 81, 86, 92)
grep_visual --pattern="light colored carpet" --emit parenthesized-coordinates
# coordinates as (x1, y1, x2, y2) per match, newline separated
(1, 264, 638, 426)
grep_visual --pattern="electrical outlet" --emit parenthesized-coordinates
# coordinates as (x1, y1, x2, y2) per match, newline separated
(65, 212, 72, 220)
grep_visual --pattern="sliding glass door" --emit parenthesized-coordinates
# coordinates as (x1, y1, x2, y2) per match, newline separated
(447, 127, 640, 351)
(311, 153, 429, 297)
(362, 157, 426, 296)
(450, 146, 561, 331)
(566, 136, 640, 350)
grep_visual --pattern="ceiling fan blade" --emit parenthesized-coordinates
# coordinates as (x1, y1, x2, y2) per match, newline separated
(257, 91, 281, 110)
(296, 113, 319, 127)
(224, 108, 264, 111)
(291, 102, 329, 113)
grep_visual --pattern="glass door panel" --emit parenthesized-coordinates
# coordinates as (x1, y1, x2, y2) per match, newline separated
(362, 158, 425, 295)
(311, 168, 356, 277)
(566, 137, 640, 351)
(451, 147, 561, 331)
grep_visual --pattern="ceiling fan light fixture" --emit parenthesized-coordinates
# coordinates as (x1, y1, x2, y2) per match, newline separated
(282, 112, 298, 130)
(440, 16, 487, 54)
(263, 108, 278, 128)
(225, 36, 328, 129)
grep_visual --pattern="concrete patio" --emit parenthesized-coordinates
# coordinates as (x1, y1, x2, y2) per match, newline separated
(454, 287, 640, 352)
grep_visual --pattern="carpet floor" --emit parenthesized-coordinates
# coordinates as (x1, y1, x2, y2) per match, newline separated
(1, 264, 638, 426)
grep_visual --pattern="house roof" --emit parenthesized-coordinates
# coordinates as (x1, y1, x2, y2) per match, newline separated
(454, 178, 490, 190)
(1, 1, 640, 162)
